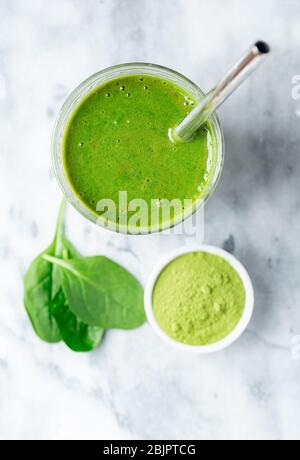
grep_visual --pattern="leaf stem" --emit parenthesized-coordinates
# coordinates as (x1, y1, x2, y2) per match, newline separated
(43, 255, 106, 293)
(54, 199, 66, 256)
(56, 199, 66, 235)
(43, 255, 81, 279)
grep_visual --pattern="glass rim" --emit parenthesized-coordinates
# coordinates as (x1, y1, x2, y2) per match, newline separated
(52, 62, 225, 235)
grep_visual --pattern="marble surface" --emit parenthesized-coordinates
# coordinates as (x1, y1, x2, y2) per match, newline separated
(1, 0, 300, 441)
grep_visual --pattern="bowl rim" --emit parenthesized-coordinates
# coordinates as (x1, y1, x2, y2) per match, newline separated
(144, 245, 254, 354)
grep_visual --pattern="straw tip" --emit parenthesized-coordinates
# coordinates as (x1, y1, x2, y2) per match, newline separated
(255, 41, 271, 54)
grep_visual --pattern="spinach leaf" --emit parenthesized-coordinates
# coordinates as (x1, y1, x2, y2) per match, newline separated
(24, 246, 61, 343)
(52, 289, 104, 352)
(24, 201, 104, 351)
(23, 202, 67, 343)
(43, 254, 146, 329)
(52, 235, 104, 352)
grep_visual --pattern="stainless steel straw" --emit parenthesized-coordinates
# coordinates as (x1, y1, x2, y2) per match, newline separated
(173, 41, 270, 143)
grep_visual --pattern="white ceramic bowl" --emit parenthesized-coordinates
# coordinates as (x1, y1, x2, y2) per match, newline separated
(144, 245, 254, 354)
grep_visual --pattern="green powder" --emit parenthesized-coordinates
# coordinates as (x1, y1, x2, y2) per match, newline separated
(152, 252, 246, 346)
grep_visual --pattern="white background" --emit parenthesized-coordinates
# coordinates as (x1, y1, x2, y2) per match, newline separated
(0, 0, 300, 440)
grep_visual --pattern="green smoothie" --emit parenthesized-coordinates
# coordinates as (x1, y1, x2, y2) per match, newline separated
(152, 252, 246, 346)
(62, 75, 216, 231)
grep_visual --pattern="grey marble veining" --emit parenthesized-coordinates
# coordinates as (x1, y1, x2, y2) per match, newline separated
(0, 0, 300, 440)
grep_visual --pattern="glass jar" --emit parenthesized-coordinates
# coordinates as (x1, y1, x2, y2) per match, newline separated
(52, 63, 224, 234)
